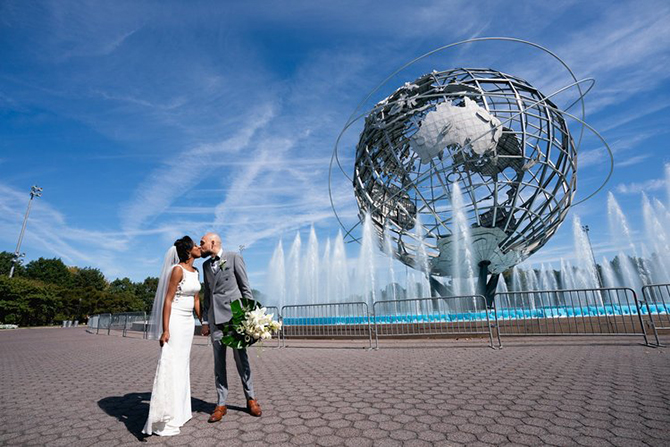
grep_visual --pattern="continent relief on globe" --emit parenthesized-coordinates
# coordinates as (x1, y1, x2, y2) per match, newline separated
(409, 97, 503, 164)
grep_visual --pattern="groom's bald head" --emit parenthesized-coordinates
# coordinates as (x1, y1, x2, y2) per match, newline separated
(200, 232, 222, 257)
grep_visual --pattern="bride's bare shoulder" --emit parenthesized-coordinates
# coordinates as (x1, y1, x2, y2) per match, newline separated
(171, 264, 185, 279)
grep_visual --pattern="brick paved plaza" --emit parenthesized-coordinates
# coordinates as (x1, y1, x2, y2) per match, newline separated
(1, 328, 669, 446)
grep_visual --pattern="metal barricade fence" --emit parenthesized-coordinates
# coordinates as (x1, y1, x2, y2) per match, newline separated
(84, 288, 659, 349)
(86, 315, 99, 334)
(493, 288, 652, 346)
(108, 314, 128, 335)
(86, 308, 279, 345)
(264, 306, 282, 348)
(641, 284, 670, 345)
(123, 312, 147, 337)
(95, 313, 112, 334)
(280, 302, 372, 348)
(373, 295, 496, 349)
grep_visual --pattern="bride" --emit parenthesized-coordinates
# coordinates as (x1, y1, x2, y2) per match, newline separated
(142, 236, 202, 436)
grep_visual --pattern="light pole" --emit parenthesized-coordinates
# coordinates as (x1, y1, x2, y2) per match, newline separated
(9, 185, 42, 278)
(582, 224, 603, 288)
(238, 244, 245, 254)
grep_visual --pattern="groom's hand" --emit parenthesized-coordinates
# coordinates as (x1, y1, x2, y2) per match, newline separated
(201, 324, 210, 336)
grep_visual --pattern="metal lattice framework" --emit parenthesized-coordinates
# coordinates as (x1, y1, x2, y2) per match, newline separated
(352, 68, 577, 275)
(330, 38, 614, 283)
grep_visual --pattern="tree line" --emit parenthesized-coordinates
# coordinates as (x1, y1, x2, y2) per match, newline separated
(0, 251, 158, 327)
(0, 251, 267, 327)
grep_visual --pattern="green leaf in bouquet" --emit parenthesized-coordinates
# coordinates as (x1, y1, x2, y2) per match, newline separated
(220, 334, 237, 346)
(219, 298, 263, 349)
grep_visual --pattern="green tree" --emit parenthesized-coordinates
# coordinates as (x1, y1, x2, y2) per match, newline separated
(0, 254, 181, 325)
(71, 267, 108, 291)
(0, 276, 31, 324)
(25, 286, 60, 326)
(106, 277, 146, 315)
(0, 276, 61, 326)
(0, 251, 26, 277)
(97, 290, 144, 314)
(135, 277, 159, 312)
(24, 257, 73, 287)
(58, 286, 92, 322)
(109, 277, 135, 295)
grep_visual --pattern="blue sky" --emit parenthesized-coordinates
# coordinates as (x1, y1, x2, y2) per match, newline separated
(1, 0, 669, 290)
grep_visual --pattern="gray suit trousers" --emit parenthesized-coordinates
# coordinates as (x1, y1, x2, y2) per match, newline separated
(211, 323, 254, 405)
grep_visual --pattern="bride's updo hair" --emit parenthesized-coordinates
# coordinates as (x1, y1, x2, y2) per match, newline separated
(174, 236, 194, 263)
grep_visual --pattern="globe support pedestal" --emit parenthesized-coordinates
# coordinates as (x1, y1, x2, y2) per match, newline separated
(428, 261, 498, 307)
(429, 275, 451, 297)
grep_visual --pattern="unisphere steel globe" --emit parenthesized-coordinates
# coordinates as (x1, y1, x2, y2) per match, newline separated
(353, 68, 577, 276)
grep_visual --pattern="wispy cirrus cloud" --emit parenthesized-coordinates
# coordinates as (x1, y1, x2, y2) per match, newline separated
(553, 2, 669, 110)
(2, 0, 669, 284)
(120, 104, 275, 234)
(616, 178, 666, 195)
(0, 183, 159, 277)
(578, 148, 608, 169)
(0, 1, 145, 62)
(616, 153, 653, 168)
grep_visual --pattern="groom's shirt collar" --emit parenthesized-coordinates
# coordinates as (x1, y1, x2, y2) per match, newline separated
(213, 248, 224, 260)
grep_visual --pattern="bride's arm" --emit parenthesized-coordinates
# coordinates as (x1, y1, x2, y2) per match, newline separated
(194, 291, 202, 322)
(160, 266, 183, 346)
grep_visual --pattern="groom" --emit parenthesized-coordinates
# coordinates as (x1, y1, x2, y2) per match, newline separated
(200, 232, 262, 422)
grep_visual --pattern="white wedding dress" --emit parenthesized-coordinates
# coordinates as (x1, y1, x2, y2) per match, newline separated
(143, 265, 201, 436)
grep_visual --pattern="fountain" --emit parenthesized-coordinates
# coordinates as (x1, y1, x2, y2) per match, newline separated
(263, 37, 668, 322)
(601, 256, 619, 289)
(450, 183, 477, 297)
(286, 233, 301, 306)
(321, 238, 332, 304)
(607, 193, 644, 291)
(266, 240, 286, 309)
(643, 194, 670, 281)
(331, 231, 350, 303)
(382, 222, 398, 301)
(264, 183, 670, 319)
(302, 226, 320, 305)
(356, 214, 378, 307)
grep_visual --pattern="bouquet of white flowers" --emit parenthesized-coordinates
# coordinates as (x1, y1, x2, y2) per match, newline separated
(220, 298, 282, 349)
(238, 306, 282, 343)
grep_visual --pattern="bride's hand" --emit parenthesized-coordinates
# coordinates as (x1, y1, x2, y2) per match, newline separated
(159, 331, 170, 346)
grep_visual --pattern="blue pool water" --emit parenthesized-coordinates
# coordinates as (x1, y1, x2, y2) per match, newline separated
(282, 303, 670, 325)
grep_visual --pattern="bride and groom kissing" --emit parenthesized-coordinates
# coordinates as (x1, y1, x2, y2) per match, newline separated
(142, 232, 262, 437)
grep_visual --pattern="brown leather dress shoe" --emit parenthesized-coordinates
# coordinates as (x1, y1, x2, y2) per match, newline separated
(208, 405, 227, 423)
(247, 399, 262, 417)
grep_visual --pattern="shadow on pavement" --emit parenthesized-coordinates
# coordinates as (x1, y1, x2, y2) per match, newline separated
(98, 392, 239, 441)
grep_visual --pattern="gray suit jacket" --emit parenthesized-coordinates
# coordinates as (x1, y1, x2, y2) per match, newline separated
(202, 251, 254, 325)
